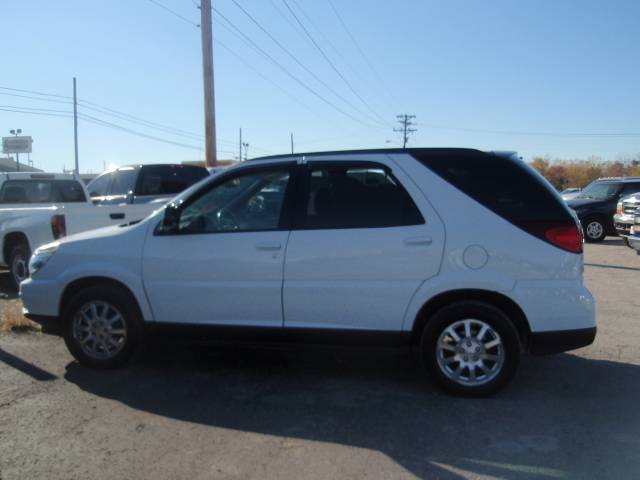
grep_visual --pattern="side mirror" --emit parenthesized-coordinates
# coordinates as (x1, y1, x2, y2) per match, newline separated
(159, 202, 180, 234)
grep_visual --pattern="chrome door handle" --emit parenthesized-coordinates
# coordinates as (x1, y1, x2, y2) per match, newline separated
(404, 236, 432, 246)
(255, 241, 282, 251)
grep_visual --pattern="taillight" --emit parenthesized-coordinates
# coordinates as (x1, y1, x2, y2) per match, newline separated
(545, 225, 582, 253)
(51, 214, 67, 240)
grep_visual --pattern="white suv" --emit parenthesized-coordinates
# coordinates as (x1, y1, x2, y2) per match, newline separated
(21, 149, 596, 396)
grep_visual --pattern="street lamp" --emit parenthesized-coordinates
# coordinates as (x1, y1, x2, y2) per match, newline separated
(9, 129, 22, 171)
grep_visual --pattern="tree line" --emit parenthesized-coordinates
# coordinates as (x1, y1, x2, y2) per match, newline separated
(529, 155, 640, 191)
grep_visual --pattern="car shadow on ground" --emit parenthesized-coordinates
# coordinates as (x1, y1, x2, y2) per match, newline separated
(0, 270, 18, 299)
(64, 344, 640, 479)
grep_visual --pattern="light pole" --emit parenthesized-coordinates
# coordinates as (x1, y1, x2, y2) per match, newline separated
(242, 142, 249, 161)
(9, 128, 22, 171)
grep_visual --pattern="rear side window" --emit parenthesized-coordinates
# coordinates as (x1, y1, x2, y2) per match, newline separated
(137, 165, 208, 196)
(413, 149, 574, 234)
(0, 179, 85, 203)
(304, 164, 424, 229)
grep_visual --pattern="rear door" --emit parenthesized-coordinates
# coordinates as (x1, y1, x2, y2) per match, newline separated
(282, 155, 444, 331)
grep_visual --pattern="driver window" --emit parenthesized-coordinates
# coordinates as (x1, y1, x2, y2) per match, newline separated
(178, 168, 291, 234)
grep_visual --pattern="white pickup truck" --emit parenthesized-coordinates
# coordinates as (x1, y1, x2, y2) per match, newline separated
(0, 165, 209, 288)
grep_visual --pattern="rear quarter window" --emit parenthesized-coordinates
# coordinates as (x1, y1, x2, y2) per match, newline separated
(413, 149, 574, 235)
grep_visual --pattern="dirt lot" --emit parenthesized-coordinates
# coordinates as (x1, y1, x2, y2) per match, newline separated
(1, 240, 640, 480)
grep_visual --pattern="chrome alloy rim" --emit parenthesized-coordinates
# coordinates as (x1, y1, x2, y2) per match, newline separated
(586, 221, 603, 239)
(11, 254, 28, 285)
(436, 319, 504, 386)
(72, 301, 127, 360)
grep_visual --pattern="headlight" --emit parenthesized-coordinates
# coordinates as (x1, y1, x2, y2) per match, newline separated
(28, 242, 59, 276)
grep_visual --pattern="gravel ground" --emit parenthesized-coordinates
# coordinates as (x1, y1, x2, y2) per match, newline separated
(1, 239, 640, 480)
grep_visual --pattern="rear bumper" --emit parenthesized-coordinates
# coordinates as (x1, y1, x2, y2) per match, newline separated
(530, 327, 596, 354)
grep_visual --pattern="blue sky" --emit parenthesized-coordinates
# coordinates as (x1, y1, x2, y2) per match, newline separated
(2, 0, 639, 173)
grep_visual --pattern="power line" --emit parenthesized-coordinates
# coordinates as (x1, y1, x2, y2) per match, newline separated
(146, 0, 199, 27)
(228, 0, 381, 128)
(0, 91, 73, 105)
(212, 7, 383, 129)
(0, 107, 73, 119)
(0, 85, 71, 100)
(326, 0, 399, 110)
(281, 0, 390, 128)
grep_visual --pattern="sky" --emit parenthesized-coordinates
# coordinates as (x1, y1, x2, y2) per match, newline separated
(1, 0, 639, 173)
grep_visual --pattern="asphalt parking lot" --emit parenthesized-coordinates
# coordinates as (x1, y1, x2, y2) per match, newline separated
(1, 240, 640, 480)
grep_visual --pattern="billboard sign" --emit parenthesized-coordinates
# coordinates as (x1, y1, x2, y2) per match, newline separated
(2, 136, 33, 154)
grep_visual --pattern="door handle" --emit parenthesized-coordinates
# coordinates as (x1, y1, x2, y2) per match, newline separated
(110, 212, 125, 220)
(404, 236, 432, 246)
(255, 241, 282, 251)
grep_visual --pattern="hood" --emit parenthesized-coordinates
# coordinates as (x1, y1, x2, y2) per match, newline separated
(567, 197, 608, 209)
(58, 221, 145, 245)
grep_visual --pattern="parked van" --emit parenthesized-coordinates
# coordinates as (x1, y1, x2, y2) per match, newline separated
(21, 149, 596, 396)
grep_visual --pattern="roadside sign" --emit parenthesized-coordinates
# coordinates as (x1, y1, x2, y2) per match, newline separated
(2, 136, 33, 154)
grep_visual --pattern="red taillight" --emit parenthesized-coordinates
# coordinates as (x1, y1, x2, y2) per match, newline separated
(545, 225, 582, 253)
(51, 214, 66, 240)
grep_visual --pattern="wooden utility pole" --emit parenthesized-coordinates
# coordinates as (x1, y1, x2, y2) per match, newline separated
(73, 77, 79, 174)
(201, 0, 217, 166)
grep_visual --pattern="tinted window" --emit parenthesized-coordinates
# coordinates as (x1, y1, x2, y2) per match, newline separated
(577, 182, 620, 200)
(110, 168, 138, 196)
(87, 173, 111, 197)
(304, 164, 424, 229)
(622, 183, 640, 196)
(177, 168, 291, 234)
(53, 180, 86, 202)
(0, 180, 51, 203)
(0, 180, 85, 204)
(138, 165, 208, 196)
(414, 150, 574, 236)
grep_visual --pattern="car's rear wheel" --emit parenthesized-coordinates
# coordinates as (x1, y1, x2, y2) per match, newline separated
(62, 285, 142, 368)
(8, 243, 31, 290)
(583, 217, 606, 242)
(421, 301, 520, 397)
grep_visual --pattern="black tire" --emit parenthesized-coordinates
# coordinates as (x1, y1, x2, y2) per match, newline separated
(62, 284, 142, 369)
(582, 217, 606, 243)
(8, 243, 31, 290)
(420, 301, 520, 397)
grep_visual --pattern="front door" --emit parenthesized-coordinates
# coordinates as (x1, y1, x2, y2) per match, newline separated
(142, 163, 295, 326)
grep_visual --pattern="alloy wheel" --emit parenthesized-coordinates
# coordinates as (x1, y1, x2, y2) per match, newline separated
(72, 301, 128, 360)
(435, 319, 505, 386)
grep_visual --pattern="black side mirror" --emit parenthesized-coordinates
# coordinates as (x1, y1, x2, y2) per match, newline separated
(159, 202, 180, 234)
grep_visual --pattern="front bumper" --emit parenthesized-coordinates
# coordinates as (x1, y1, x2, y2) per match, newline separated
(613, 214, 634, 235)
(530, 327, 596, 354)
(628, 234, 640, 253)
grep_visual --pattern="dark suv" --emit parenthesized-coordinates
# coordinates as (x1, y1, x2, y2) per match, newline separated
(87, 164, 209, 206)
(567, 177, 640, 242)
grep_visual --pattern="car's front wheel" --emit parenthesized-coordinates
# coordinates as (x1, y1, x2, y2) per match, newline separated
(421, 301, 520, 397)
(8, 243, 31, 290)
(583, 217, 606, 242)
(62, 285, 142, 368)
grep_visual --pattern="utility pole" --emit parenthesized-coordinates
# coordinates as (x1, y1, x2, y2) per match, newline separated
(239, 127, 242, 162)
(394, 114, 417, 148)
(200, 0, 217, 167)
(73, 77, 79, 174)
(290, 133, 294, 154)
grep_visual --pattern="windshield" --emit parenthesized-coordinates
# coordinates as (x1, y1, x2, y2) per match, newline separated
(577, 182, 620, 200)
